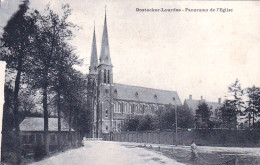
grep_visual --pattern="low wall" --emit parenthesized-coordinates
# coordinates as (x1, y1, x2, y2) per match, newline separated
(110, 129, 260, 147)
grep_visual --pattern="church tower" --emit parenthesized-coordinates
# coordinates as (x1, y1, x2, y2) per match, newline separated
(96, 11, 114, 138)
(87, 25, 98, 137)
(89, 24, 98, 77)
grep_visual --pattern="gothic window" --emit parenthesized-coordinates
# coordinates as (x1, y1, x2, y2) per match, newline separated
(114, 89, 117, 95)
(104, 69, 107, 83)
(151, 105, 155, 112)
(121, 103, 124, 113)
(129, 104, 132, 114)
(142, 104, 145, 114)
(114, 102, 117, 112)
(124, 104, 127, 114)
(105, 109, 108, 117)
(106, 126, 108, 131)
(118, 103, 121, 112)
(135, 92, 138, 97)
(154, 94, 157, 99)
(107, 70, 110, 84)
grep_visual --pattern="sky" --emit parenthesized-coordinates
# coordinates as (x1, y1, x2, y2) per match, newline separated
(1, 0, 260, 103)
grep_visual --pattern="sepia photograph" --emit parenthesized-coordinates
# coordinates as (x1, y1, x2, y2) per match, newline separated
(0, 0, 260, 164)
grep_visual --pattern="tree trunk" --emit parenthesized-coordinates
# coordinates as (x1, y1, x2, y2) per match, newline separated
(13, 55, 23, 165)
(68, 107, 72, 148)
(43, 69, 49, 155)
(57, 88, 61, 150)
(75, 109, 78, 147)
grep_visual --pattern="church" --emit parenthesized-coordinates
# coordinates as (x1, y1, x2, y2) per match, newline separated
(86, 12, 182, 138)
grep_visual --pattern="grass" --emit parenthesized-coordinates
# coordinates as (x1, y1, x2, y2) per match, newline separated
(140, 145, 260, 165)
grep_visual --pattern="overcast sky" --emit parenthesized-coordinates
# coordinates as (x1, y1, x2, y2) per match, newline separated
(1, 0, 260, 103)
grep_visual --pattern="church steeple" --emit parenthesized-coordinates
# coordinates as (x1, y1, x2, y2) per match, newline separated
(89, 24, 98, 75)
(99, 9, 112, 66)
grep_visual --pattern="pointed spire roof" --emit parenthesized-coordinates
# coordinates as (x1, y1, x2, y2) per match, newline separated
(89, 24, 98, 75)
(99, 9, 112, 66)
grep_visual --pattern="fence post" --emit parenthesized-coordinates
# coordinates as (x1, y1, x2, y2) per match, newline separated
(146, 132, 148, 144)
(235, 154, 239, 165)
(158, 130, 160, 144)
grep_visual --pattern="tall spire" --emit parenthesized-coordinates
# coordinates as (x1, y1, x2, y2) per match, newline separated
(99, 8, 112, 66)
(89, 23, 98, 75)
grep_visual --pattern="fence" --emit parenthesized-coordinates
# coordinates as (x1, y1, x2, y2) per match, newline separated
(110, 128, 260, 147)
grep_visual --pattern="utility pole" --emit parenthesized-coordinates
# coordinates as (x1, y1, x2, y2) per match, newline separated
(173, 97, 178, 146)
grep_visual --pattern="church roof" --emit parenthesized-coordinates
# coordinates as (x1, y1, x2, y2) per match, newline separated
(113, 83, 181, 105)
(19, 117, 74, 132)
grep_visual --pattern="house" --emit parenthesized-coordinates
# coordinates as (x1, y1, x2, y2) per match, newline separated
(183, 95, 222, 121)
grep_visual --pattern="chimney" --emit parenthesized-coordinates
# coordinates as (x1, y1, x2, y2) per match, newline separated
(201, 96, 203, 100)
(218, 98, 221, 104)
(189, 95, 192, 100)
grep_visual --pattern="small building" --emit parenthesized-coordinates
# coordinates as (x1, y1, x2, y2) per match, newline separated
(19, 117, 76, 153)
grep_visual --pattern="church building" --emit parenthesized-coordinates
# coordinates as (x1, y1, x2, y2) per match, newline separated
(87, 12, 182, 138)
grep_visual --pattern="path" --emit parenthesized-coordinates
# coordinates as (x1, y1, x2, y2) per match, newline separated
(31, 141, 184, 165)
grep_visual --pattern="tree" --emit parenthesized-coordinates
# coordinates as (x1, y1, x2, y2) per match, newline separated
(220, 100, 237, 129)
(52, 42, 80, 149)
(137, 115, 154, 131)
(195, 102, 211, 128)
(122, 104, 195, 132)
(28, 4, 78, 154)
(228, 79, 244, 114)
(220, 79, 245, 129)
(0, 1, 36, 163)
(122, 116, 140, 131)
(246, 86, 260, 129)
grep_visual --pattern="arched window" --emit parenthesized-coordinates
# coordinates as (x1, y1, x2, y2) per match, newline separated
(104, 69, 107, 83)
(114, 102, 118, 113)
(142, 104, 145, 114)
(121, 102, 124, 113)
(125, 104, 127, 114)
(118, 103, 121, 113)
(105, 109, 108, 117)
(151, 105, 154, 112)
(129, 104, 131, 114)
(107, 70, 110, 84)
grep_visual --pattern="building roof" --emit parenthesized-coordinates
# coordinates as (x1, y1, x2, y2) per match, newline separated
(19, 117, 74, 132)
(184, 99, 222, 113)
(113, 83, 181, 105)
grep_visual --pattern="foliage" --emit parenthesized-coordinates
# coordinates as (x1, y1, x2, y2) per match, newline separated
(220, 100, 237, 129)
(245, 86, 260, 128)
(228, 79, 244, 114)
(195, 102, 211, 128)
(122, 105, 195, 132)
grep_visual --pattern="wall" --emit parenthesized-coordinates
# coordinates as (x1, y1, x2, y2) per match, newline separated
(110, 129, 260, 147)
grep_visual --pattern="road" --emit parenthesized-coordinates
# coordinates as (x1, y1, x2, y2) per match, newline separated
(31, 141, 184, 165)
